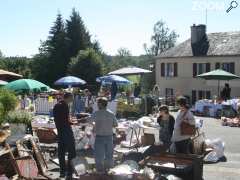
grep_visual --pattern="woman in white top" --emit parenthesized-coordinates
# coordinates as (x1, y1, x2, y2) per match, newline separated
(171, 96, 195, 154)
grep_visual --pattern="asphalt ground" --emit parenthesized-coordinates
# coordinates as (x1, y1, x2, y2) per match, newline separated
(200, 116, 240, 180)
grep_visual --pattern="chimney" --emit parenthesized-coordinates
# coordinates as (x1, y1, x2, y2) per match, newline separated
(191, 24, 209, 56)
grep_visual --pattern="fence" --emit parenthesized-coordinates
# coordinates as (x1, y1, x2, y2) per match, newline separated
(35, 96, 87, 115)
(35, 97, 57, 115)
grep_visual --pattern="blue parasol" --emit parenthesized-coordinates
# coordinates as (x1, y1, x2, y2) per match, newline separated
(54, 76, 86, 86)
(96, 75, 131, 85)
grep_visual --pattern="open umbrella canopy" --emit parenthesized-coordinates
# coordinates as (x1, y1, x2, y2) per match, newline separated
(108, 66, 152, 75)
(54, 76, 86, 86)
(0, 69, 22, 81)
(197, 69, 240, 80)
(96, 75, 131, 85)
(0, 80, 8, 86)
(5, 79, 50, 92)
(197, 69, 240, 96)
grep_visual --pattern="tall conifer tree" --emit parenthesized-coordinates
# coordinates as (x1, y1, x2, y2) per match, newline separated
(66, 8, 91, 59)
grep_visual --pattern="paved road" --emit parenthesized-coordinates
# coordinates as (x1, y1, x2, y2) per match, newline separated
(199, 116, 240, 180)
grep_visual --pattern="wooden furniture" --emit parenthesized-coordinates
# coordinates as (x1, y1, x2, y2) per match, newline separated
(140, 153, 203, 180)
(15, 137, 52, 179)
(0, 147, 15, 177)
(34, 128, 57, 144)
(5, 143, 48, 179)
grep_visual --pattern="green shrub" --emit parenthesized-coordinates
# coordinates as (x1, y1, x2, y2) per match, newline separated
(6, 110, 33, 125)
(0, 88, 18, 117)
(0, 102, 4, 125)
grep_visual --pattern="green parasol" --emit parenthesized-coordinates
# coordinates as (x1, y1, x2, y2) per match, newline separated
(4, 79, 50, 93)
(197, 69, 240, 96)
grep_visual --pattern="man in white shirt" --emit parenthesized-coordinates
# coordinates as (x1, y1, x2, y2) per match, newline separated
(88, 97, 118, 173)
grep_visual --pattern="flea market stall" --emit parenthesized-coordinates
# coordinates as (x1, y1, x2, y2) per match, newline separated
(193, 98, 240, 127)
(0, 71, 219, 179)
(1, 105, 227, 179)
(195, 69, 240, 127)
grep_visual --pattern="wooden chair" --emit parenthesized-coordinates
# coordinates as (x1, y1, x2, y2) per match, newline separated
(15, 137, 52, 179)
(5, 143, 49, 180)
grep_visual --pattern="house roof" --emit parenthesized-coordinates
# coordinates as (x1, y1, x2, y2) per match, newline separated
(158, 31, 240, 58)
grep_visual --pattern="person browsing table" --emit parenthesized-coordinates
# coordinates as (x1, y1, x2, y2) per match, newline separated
(87, 97, 118, 173)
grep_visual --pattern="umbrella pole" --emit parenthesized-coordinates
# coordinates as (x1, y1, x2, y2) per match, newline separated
(68, 85, 72, 91)
(218, 80, 220, 97)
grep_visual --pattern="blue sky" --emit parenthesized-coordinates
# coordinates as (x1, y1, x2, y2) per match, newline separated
(0, 0, 239, 57)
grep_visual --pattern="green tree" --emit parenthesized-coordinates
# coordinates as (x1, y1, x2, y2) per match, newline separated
(31, 10, 102, 86)
(30, 53, 51, 84)
(48, 13, 69, 83)
(0, 57, 32, 78)
(101, 55, 137, 74)
(144, 20, 178, 56)
(0, 88, 18, 121)
(33, 13, 69, 85)
(68, 48, 103, 91)
(0, 50, 3, 58)
(66, 8, 91, 59)
(92, 39, 102, 53)
(117, 47, 132, 57)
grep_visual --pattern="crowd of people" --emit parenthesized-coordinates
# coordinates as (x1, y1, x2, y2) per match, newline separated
(52, 89, 196, 179)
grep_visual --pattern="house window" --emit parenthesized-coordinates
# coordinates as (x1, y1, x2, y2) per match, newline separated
(161, 63, 178, 77)
(165, 63, 174, 77)
(215, 62, 235, 74)
(193, 63, 211, 77)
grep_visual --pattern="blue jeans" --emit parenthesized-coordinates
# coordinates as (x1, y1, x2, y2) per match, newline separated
(94, 135, 114, 172)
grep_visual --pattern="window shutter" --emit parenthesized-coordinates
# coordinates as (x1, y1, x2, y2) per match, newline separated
(230, 63, 235, 74)
(215, 63, 220, 69)
(174, 63, 178, 77)
(206, 63, 211, 72)
(193, 63, 197, 77)
(192, 90, 197, 104)
(161, 63, 165, 77)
